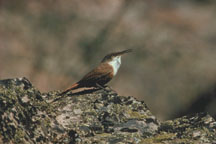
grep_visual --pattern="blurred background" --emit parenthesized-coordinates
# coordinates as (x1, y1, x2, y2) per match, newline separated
(0, 0, 216, 120)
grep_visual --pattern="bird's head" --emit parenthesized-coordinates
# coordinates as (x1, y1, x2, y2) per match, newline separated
(101, 49, 132, 75)
(101, 49, 132, 63)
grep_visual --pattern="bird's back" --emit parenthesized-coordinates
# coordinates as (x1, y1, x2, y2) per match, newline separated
(78, 63, 114, 87)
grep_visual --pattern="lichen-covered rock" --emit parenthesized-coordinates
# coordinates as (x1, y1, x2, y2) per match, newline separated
(50, 89, 159, 143)
(157, 113, 216, 144)
(0, 78, 72, 143)
(0, 77, 216, 144)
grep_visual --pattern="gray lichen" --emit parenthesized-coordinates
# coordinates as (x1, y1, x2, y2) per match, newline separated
(0, 77, 216, 144)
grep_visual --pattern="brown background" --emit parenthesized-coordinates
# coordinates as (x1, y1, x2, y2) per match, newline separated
(0, 0, 216, 120)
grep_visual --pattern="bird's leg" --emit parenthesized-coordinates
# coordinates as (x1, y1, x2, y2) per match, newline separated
(96, 83, 111, 92)
(105, 85, 117, 94)
(96, 83, 105, 89)
(104, 85, 112, 90)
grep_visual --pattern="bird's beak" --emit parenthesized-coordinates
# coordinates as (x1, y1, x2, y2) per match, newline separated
(116, 49, 132, 56)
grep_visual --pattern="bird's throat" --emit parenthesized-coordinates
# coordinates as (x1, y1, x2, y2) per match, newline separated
(108, 56, 121, 76)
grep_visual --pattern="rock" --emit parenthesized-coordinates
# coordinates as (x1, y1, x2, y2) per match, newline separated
(0, 77, 216, 143)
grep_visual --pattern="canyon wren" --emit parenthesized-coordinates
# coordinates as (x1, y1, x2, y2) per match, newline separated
(61, 49, 132, 94)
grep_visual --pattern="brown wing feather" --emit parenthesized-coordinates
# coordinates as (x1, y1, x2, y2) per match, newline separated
(78, 63, 114, 86)
(61, 63, 113, 94)
(61, 83, 79, 94)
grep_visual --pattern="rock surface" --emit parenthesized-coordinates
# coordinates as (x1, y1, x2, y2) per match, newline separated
(0, 77, 216, 144)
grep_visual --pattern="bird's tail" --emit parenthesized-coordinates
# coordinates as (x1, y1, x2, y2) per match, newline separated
(60, 83, 79, 95)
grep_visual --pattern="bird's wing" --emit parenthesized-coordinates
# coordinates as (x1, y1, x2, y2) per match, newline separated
(78, 63, 113, 85)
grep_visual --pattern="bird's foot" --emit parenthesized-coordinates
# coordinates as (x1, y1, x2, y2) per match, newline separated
(96, 83, 117, 94)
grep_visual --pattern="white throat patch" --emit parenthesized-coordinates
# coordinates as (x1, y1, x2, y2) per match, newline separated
(108, 56, 121, 75)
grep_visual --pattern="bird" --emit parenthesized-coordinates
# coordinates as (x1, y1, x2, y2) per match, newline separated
(61, 49, 132, 94)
